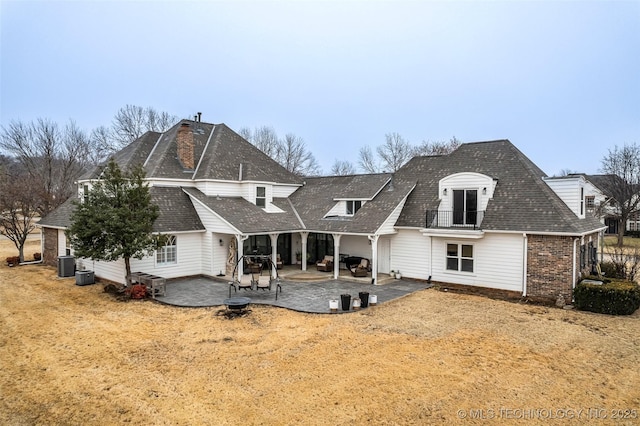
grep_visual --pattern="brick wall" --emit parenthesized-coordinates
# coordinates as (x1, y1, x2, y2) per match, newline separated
(177, 123, 194, 169)
(42, 227, 58, 266)
(527, 235, 575, 302)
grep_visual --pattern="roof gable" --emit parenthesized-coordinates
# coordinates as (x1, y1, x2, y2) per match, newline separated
(395, 140, 604, 234)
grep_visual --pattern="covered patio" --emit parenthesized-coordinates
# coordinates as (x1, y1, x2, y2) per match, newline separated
(155, 271, 431, 313)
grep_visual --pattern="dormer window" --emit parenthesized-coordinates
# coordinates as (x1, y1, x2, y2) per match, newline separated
(256, 186, 266, 208)
(346, 200, 362, 215)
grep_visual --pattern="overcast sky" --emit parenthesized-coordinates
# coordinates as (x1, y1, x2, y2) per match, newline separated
(1, 0, 638, 176)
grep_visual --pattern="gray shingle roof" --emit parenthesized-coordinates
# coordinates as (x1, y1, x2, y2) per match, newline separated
(38, 197, 77, 228)
(289, 175, 415, 234)
(331, 173, 391, 199)
(151, 186, 204, 233)
(182, 187, 303, 234)
(38, 186, 204, 233)
(395, 140, 605, 234)
(81, 121, 302, 185)
(192, 124, 302, 184)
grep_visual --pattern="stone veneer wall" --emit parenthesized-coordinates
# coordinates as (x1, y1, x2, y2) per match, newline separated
(527, 235, 575, 302)
(42, 227, 58, 267)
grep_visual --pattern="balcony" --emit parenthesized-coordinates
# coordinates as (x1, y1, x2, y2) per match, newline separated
(425, 210, 485, 230)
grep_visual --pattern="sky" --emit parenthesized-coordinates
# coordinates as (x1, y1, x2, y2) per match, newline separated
(1, 0, 638, 176)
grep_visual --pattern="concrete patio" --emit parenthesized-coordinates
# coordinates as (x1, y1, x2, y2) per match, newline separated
(155, 270, 432, 313)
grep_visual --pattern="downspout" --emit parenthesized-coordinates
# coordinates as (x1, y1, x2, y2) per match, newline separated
(572, 237, 579, 290)
(368, 235, 379, 285)
(522, 233, 528, 297)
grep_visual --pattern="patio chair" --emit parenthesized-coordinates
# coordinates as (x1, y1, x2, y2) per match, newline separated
(350, 258, 370, 277)
(254, 268, 272, 291)
(246, 257, 262, 274)
(316, 255, 334, 272)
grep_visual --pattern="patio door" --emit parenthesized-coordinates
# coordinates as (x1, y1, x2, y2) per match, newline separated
(378, 237, 391, 273)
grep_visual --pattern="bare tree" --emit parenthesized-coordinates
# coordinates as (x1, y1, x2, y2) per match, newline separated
(600, 143, 640, 247)
(0, 164, 39, 262)
(110, 104, 178, 148)
(89, 125, 115, 164)
(241, 125, 321, 176)
(377, 132, 414, 172)
(413, 136, 462, 156)
(330, 159, 356, 176)
(240, 126, 281, 159)
(0, 118, 91, 215)
(277, 133, 321, 176)
(359, 145, 381, 173)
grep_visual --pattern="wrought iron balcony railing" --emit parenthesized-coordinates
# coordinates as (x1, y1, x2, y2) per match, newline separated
(425, 210, 485, 230)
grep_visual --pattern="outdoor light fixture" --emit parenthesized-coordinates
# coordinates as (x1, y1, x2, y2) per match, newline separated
(443, 188, 447, 196)
(483, 187, 487, 195)
(219, 239, 224, 246)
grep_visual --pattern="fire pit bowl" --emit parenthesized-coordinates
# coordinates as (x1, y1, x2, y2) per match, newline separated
(223, 297, 251, 310)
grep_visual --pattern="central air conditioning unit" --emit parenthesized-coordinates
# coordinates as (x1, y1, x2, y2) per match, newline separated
(57, 256, 75, 278)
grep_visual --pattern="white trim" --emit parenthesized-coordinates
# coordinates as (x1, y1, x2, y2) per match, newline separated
(183, 188, 242, 235)
(192, 125, 216, 179)
(143, 133, 164, 167)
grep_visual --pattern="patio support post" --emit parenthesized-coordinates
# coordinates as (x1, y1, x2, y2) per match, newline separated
(269, 233, 279, 272)
(236, 234, 248, 281)
(300, 232, 309, 271)
(332, 233, 342, 280)
(368, 234, 379, 285)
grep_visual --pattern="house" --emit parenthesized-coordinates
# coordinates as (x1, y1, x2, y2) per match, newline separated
(38, 118, 606, 303)
(544, 173, 629, 235)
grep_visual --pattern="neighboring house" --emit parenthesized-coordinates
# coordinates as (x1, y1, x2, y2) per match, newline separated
(38, 119, 606, 302)
(544, 173, 628, 235)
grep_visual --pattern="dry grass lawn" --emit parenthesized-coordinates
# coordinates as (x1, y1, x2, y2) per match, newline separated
(2, 240, 640, 425)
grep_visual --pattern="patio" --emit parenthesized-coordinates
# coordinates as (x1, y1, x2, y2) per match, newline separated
(155, 268, 432, 313)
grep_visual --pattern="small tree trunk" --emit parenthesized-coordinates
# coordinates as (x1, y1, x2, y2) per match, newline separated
(617, 218, 625, 247)
(124, 257, 132, 286)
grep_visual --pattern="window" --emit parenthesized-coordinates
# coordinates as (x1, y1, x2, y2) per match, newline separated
(346, 200, 362, 215)
(585, 196, 595, 210)
(446, 243, 474, 272)
(83, 184, 89, 203)
(256, 186, 266, 208)
(580, 187, 585, 215)
(453, 189, 477, 225)
(157, 235, 177, 265)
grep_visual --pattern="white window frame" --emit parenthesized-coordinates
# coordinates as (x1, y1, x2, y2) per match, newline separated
(157, 235, 177, 266)
(346, 200, 362, 215)
(256, 186, 266, 208)
(446, 243, 474, 273)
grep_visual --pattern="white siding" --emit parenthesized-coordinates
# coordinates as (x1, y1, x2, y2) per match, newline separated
(57, 229, 67, 256)
(430, 233, 524, 292)
(201, 232, 213, 276)
(437, 173, 496, 226)
(212, 232, 230, 276)
(272, 184, 300, 198)
(88, 232, 205, 284)
(325, 201, 345, 217)
(389, 230, 524, 292)
(189, 196, 239, 234)
(340, 235, 370, 259)
(390, 229, 430, 279)
(195, 181, 242, 197)
(377, 198, 406, 235)
(544, 177, 583, 217)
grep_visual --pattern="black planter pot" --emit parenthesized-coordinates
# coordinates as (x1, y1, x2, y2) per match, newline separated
(340, 294, 351, 311)
(359, 292, 369, 308)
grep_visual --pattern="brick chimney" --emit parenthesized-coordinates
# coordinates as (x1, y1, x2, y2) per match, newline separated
(177, 122, 194, 169)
